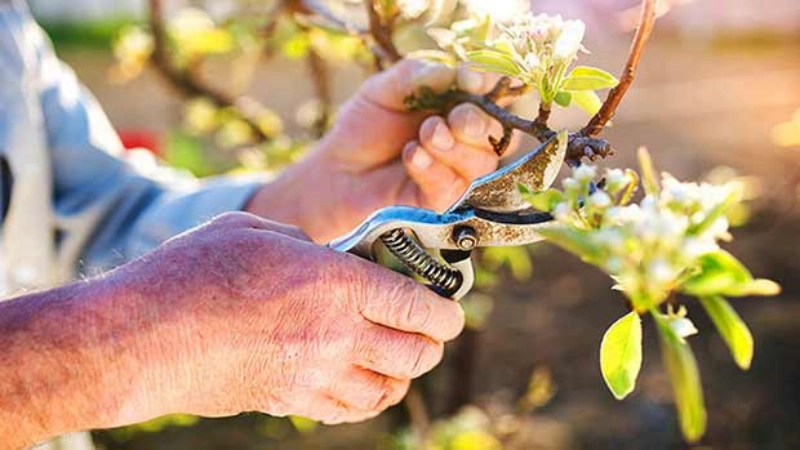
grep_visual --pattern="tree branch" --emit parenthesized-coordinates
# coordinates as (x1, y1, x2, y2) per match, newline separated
(404, 387, 430, 443)
(365, 0, 402, 69)
(306, 45, 332, 138)
(148, 0, 274, 142)
(406, 0, 656, 164)
(406, 79, 612, 162)
(582, 0, 657, 137)
(296, 0, 367, 36)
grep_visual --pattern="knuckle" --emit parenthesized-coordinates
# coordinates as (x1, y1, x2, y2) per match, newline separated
(209, 211, 250, 228)
(350, 324, 381, 365)
(370, 379, 393, 411)
(402, 293, 432, 332)
(409, 337, 443, 378)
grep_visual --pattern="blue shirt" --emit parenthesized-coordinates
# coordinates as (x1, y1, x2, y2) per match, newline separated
(0, 0, 263, 276)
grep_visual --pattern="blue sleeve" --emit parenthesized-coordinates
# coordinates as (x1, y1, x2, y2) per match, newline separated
(0, 1, 264, 275)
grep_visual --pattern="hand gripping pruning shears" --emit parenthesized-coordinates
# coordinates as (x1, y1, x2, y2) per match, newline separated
(328, 133, 567, 300)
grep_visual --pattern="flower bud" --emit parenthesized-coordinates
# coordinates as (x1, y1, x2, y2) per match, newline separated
(524, 53, 542, 71)
(553, 20, 585, 61)
(553, 201, 573, 221)
(572, 164, 596, 183)
(667, 316, 699, 339)
(588, 191, 612, 210)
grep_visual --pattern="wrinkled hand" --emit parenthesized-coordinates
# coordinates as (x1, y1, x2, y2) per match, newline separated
(248, 58, 517, 242)
(114, 212, 464, 425)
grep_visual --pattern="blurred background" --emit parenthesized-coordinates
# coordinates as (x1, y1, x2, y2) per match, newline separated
(20, 0, 800, 448)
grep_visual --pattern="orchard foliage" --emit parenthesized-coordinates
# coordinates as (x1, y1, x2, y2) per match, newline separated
(522, 148, 779, 440)
(429, 11, 615, 113)
(108, 0, 778, 445)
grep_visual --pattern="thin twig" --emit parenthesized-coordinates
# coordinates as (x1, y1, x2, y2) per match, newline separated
(486, 76, 530, 102)
(306, 45, 332, 138)
(297, 0, 367, 36)
(406, 81, 611, 162)
(489, 124, 514, 156)
(148, 0, 274, 142)
(404, 387, 430, 442)
(582, 0, 657, 137)
(260, 0, 287, 38)
(406, 0, 656, 164)
(449, 90, 554, 142)
(535, 102, 552, 128)
(365, 0, 402, 69)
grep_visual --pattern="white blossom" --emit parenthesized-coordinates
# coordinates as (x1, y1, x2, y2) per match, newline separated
(684, 237, 719, 259)
(593, 229, 625, 248)
(604, 168, 629, 192)
(553, 202, 573, 221)
(573, 164, 596, 183)
(524, 53, 542, 71)
(648, 259, 677, 285)
(562, 178, 580, 192)
(546, 161, 746, 310)
(588, 191, 612, 210)
(670, 317, 699, 338)
(397, 0, 429, 19)
(553, 20, 586, 60)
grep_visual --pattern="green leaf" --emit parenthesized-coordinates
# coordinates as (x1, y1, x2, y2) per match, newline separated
(288, 415, 317, 434)
(519, 186, 564, 212)
(538, 226, 605, 265)
(482, 246, 533, 281)
(163, 130, 214, 177)
(699, 296, 754, 369)
(618, 169, 640, 206)
(600, 311, 643, 400)
(637, 147, 660, 197)
(654, 313, 707, 443)
(571, 90, 602, 116)
(682, 250, 752, 297)
(562, 66, 619, 91)
(465, 50, 521, 77)
(724, 278, 781, 297)
(554, 91, 573, 107)
(281, 33, 311, 59)
(491, 39, 517, 58)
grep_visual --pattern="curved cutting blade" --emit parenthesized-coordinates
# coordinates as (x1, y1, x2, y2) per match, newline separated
(448, 130, 567, 213)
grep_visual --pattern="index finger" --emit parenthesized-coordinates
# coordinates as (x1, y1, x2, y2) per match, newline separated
(360, 57, 455, 112)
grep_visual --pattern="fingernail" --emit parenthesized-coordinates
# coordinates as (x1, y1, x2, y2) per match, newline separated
(411, 147, 434, 170)
(457, 68, 483, 94)
(464, 107, 486, 140)
(431, 122, 455, 151)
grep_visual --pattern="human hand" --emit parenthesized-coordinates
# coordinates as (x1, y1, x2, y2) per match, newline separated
(111, 212, 464, 425)
(247, 57, 518, 242)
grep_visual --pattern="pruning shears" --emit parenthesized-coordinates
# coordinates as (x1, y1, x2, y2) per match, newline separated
(329, 133, 567, 300)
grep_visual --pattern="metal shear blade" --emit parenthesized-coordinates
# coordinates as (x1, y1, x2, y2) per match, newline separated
(328, 132, 567, 299)
(448, 131, 566, 213)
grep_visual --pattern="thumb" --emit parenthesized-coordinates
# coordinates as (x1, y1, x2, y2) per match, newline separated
(359, 57, 456, 111)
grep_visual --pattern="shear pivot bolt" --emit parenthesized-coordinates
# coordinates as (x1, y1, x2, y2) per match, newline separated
(453, 227, 477, 251)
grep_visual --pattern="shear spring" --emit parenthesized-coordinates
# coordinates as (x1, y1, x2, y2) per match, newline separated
(380, 229, 462, 296)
